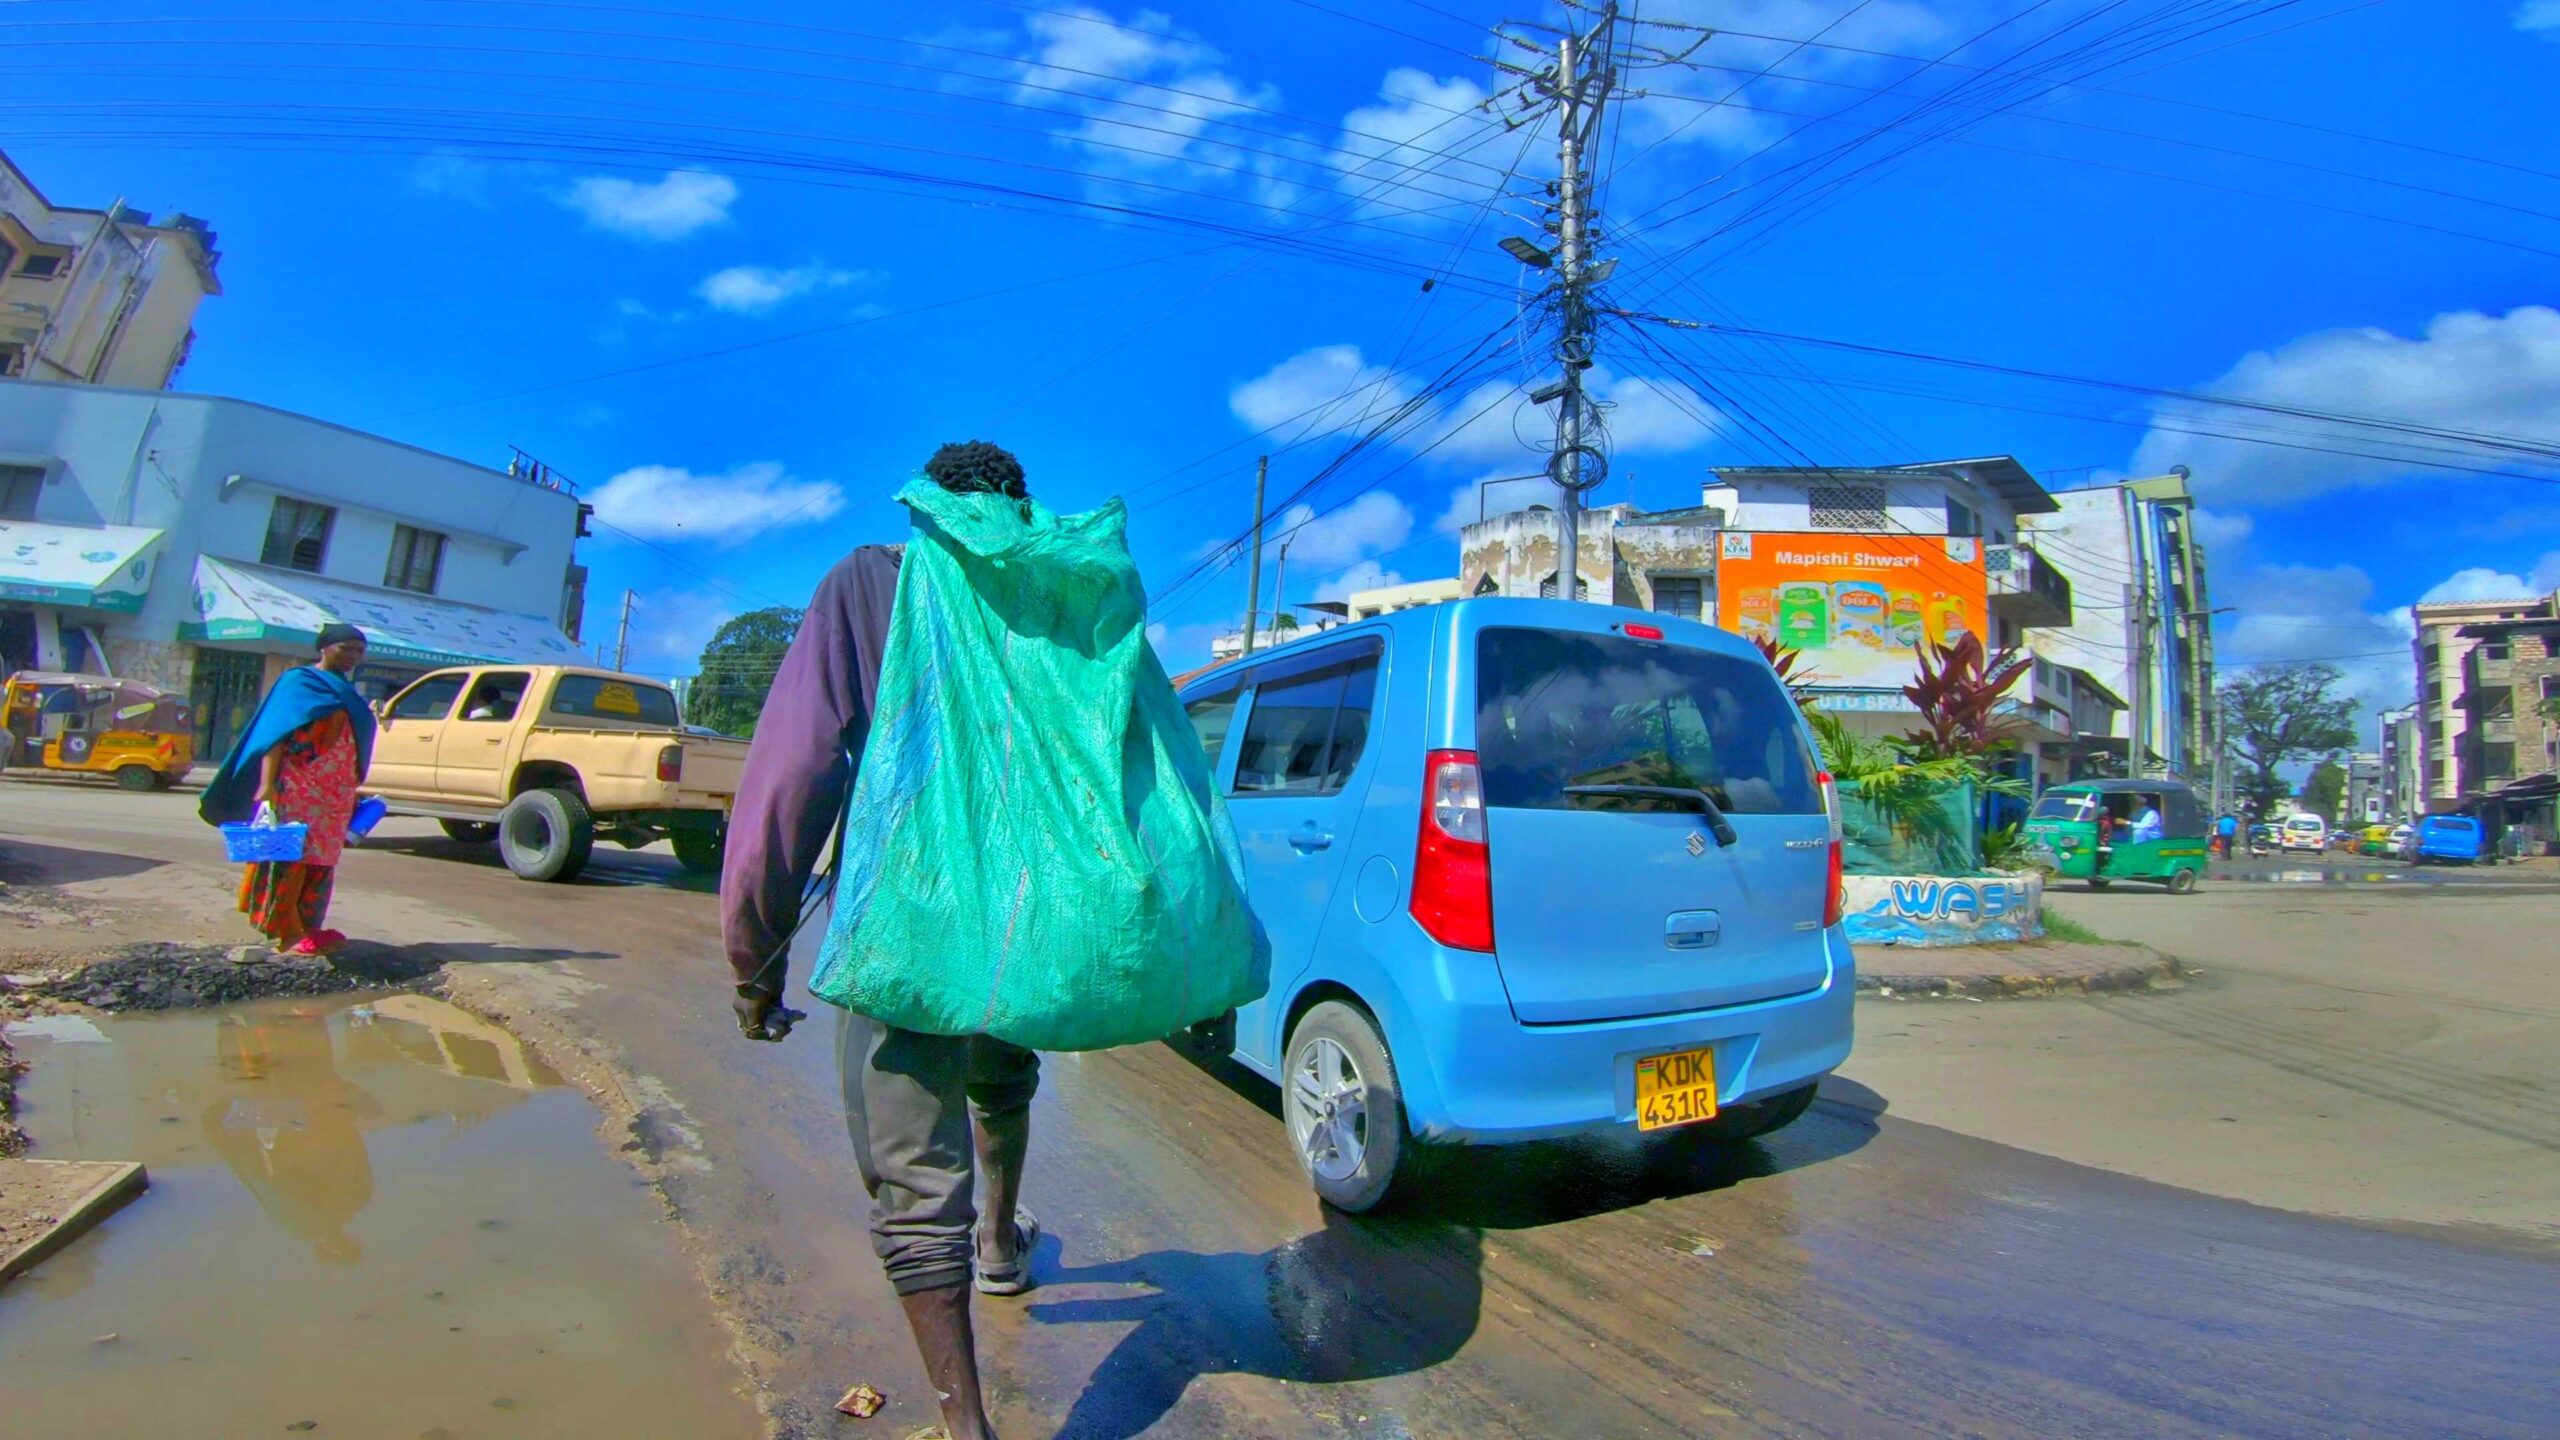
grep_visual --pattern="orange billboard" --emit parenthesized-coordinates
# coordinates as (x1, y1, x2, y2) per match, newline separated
(1715, 531, 1988, 690)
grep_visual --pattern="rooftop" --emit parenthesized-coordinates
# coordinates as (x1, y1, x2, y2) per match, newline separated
(1712, 454, 2059, 516)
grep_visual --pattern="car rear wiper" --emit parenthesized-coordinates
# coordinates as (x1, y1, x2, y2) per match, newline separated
(1562, 784, 1738, 847)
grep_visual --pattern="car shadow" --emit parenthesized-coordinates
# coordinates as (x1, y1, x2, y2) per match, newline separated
(357, 835, 714, 892)
(327, 939, 618, 985)
(1030, 1203, 1486, 1440)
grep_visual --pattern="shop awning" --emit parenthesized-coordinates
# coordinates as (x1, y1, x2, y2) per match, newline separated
(183, 555, 585, 670)
(0, 520, 164, 613)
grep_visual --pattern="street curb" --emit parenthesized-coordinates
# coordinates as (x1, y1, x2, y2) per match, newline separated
(1855, 946, 2184, 1000)
(0, 1159, 148, 1286)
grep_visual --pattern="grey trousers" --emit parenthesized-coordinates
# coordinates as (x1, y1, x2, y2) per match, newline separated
(835, 1006, 1041, 1295)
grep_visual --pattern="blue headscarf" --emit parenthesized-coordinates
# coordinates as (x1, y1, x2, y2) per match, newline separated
(198, 663, 378, 827)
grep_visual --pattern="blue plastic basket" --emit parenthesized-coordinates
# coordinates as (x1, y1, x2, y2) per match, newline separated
(221, 820, 309, 864)
(349, 796, 389, 838)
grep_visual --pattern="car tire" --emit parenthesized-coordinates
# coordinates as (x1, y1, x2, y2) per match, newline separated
(115, 764, 157, 792)
(670, 825, 724, 875)
(2166, 866, 2200, 895)
(440, 819, 500, 844)
(498, 787, 594, 882)
(1283, 1000, 1408, 1214)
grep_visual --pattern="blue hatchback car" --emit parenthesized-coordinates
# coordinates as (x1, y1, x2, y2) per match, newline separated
(1175, 598, 1854, 1211)
(2411, 814, 2484, 864)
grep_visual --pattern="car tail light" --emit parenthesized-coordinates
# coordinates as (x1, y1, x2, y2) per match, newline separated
(1621, 622, 1665, 641)
(1818, 770, 1845, 928)
(1411, 749, 1493, 951)
(657, 744, 684, 783)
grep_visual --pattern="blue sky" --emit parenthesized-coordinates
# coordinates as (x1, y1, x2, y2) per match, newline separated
(9, 0, 2560, 719)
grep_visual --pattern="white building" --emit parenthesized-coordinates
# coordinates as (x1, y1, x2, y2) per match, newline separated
(0, 378, 587, 755)
(1, 150, 220, 390)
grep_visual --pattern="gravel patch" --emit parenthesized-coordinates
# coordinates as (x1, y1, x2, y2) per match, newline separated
(1, 940, 443, 1017)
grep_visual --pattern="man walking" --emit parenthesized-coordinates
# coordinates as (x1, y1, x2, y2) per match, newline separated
(721, 442, 1040, 1440)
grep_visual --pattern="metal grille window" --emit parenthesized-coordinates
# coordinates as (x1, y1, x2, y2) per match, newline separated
(1808, 483, 1887, 530)
(1650, 576, 1704, 620)
(0, 464, 42, 521)
(1537, 573, 1589, 600)
(384, 524, 446, 594)
(260, 497, 336, 572)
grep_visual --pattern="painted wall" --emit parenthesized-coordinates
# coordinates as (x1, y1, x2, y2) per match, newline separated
(1841, 872, 2045, 947)
(0, 379, 583, 649)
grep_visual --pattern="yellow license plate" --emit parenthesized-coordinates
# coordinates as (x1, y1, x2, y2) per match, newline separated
(1634, 1046, 1719, 1132)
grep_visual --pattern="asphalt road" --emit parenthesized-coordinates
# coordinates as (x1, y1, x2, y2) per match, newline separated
(7, 780, 2558, 1440)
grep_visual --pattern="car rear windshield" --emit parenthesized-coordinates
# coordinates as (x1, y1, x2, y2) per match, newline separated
(2285, 817, 2322, 830)
(548, 674, 680, 727)
(2431, 817, 2479, 832)
(1474, 627, 1820, 815)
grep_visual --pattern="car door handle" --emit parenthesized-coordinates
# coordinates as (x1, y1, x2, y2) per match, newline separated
(1665, 910, 1721, 950)
(481, 737, 502, 746)
(1289, 825, 1333, 852)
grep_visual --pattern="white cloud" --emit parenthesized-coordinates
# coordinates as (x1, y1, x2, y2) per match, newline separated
(696, 263, 866, 313)
(588, 461, 845, 544)
(2191, 506, 2253, 552)
(1229, 344, 1422, 439)
(1592, 371, 1721, 453)
(1146, 619, 1229, 671)
(2419, 566, 2539, 604)
(2126, 307, 2560, 506)
(2519, 0, 2560, 37)
(1435, 469, 1548, 534)
(631, 589, 737, 674)
(1012, 7, 1287, 192)
(1330, 68, 1508, 216)
(1315, 559, 1405, 601)
(562, 169, 738, 240)
(1275, 490, 1413, 570)
(411, 152, 494, 206)
(2214, 561, 2415, 712)
(1605, 0, 1947, 161)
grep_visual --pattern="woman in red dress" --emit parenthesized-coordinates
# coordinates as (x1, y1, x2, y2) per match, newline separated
(203, 625, 376, 956)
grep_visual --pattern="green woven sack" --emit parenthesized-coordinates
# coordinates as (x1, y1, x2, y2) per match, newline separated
(808, 480, 1268, 1051)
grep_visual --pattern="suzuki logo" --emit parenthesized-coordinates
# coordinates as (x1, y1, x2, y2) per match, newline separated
(1685, 832, 1708, 857)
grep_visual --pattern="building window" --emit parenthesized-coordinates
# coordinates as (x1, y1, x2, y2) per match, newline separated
(1650, 576, 1704, 621)
(2543, 676, 2560, 703)
(2480, 640, 2510, 661)
(0, 464, 42, 521)
(0, 343, 24, 379)
(1537, 573, 1589, 601)
(384, 525, 446, 595)
(1945, 497, 1980, 537)
(260, 497, 336, 572)
(1808, 483, 1887, 530)
(2483, 742, 2515, 780)
(16, 251, 67, 280)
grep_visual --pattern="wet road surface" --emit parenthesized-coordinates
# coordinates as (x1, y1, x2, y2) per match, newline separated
(12, 793, 2560, 1438)
(0, 992, 754, 1439)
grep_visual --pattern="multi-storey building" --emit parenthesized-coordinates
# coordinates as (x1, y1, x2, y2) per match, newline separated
(2020, 471, 2216, 789)
(2410, 591, 2557, 811)
(2451, 609, 2560, 850)
(2377, 704, 2421, 823)
(1, 149, 219, 389)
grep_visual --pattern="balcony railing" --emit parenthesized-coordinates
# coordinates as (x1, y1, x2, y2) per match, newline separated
(1986, 542, 2072, 628)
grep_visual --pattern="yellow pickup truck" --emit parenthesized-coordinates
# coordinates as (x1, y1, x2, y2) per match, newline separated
(366, 664, 748, 882)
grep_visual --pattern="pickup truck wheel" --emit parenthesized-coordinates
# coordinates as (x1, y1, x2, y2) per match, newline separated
(1284, 1001, 1408, 1214)
(439, 819, 499, 844)
(499, 787, 594, 882)
(670, 826, 724, 875)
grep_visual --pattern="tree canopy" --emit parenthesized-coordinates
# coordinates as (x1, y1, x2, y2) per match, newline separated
(2218, 662, 2358, 818)
(2300, 759, 2348, 824)
(688, 606, 802, 739)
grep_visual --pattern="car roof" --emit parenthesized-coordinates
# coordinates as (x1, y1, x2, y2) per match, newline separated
(1172, 596, 1766, 695)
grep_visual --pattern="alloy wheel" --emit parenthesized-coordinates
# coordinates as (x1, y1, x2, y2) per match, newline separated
(1288, 1036, 1369, 1183)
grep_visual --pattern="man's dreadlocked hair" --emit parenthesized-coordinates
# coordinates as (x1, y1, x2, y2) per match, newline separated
(922, 440, 1029, 499)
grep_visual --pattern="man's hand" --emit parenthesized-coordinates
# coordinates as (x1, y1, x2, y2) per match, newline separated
(734, 982, 805, 1042)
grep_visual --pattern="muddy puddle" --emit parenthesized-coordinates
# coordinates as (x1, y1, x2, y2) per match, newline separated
(0, 992, 755, 1439)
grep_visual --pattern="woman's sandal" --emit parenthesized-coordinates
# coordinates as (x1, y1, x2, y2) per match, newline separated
(973, 1208, 1040, 1296)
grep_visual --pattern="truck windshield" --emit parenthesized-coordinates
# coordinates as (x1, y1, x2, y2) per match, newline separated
(1474, 627, 1819, 815)
(548, 675, 680, 727)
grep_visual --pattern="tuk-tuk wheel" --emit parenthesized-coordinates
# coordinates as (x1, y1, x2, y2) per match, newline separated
(2167, 867, 2200, 895)
(2086, 875, 2111, 891)
(114, 764, 157, 792)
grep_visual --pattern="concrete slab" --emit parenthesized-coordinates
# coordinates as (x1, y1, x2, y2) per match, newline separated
(0, 1158, 148, 1286)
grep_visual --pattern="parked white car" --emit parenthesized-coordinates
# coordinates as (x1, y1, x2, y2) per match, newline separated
(2280, 814, 2328, 852)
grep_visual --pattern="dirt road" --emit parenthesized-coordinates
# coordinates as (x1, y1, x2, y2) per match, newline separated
(7, 782, 2558, 1439)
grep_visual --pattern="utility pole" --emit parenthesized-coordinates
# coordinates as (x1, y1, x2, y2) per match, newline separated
(1241, 454, 1269, 658)
(613, 588, 636, 672)
(1540, 5, 1615, 601)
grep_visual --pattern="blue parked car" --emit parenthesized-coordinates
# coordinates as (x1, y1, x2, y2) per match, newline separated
(2410, 814, 2484, 865)
(1175, 598, 1853, 1211)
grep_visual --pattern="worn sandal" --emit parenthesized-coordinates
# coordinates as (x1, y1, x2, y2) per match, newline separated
(973, 1208, 1040, 1296)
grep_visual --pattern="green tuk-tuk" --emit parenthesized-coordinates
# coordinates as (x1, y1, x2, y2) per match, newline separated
(2020, 778, 2212, 894)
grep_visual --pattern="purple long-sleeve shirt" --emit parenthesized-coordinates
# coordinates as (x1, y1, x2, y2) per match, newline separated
(720, 544, 902, 988)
